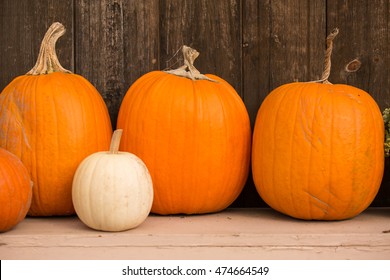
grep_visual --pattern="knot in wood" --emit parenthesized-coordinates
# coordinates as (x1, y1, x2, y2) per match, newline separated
(345, 59, 362, 73)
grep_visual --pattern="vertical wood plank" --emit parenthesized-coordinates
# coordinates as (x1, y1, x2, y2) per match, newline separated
(159, 0, 242, 93)
(122, 0, 160, 85)
(241, 0, 326, 119)
(75, 0, 159, 127)
(326, 0, 390, 110)
(0, 0, 74, 91)
(242, 0, 271, 127)
(269, 0, 326, 87)
(75, 0, 125, 127)
(237, 0, 272, 208)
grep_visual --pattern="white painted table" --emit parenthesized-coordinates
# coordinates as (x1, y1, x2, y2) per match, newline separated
(1, 208, 389, 259)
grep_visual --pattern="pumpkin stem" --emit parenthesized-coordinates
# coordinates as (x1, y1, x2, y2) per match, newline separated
(26, 22, 72, 75)
(320, 28, 339, 84)
(164, 45, 217, 82)
(109, 129, 123, 154)
(307, 28, 339, 84)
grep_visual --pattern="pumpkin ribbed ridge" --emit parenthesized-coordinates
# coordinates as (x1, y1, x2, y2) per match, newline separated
(117, 71, 251, 215)
(0, 148, 32, 232)
(252, 82, 384, 220)
(0, 73, 112, 216)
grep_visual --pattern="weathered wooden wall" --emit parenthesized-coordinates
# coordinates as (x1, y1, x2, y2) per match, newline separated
(1, 0, 389, 207)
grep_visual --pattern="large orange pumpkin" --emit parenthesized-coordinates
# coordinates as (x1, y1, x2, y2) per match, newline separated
(117, 46, 251, 215)
(252, 29, 384, 220)
(0, 22, 112, 216)
(0, 148, 32, 232)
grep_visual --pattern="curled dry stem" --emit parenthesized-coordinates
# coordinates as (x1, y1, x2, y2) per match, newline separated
(27, 22, 72, 75)
(307, 28, 339, 84)
(164, 45, 217, 82)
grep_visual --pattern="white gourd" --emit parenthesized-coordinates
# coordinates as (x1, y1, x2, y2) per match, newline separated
(72, 129, 153, 231)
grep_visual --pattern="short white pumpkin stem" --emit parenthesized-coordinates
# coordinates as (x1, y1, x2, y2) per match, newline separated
(164, 45, 217, 82)
(27, 22, 72, 75)
(109, 129, 123, 154)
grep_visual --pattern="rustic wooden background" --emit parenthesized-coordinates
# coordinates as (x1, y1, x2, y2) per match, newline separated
(1, 0, 389, 207)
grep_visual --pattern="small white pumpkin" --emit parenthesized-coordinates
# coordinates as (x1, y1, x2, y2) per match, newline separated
(72, 129, 153, 231)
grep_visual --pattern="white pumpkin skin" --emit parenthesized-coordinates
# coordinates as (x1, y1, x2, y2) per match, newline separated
(72, 151, 153, 231)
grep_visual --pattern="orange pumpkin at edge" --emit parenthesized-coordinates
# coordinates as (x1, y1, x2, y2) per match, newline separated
(0, 22, 112, 216)
(251, 29, 384, 220)
(0, 148, 32, 232)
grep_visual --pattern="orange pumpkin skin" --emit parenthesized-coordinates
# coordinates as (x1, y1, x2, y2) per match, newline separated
(0, 148, 32, 232)
(252, 82, 384, 220)
(117, 71, 251, 215)
(0, 72, 112, 216)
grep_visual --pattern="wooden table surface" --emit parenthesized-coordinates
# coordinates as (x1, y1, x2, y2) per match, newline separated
(1, 208, 389, 260)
